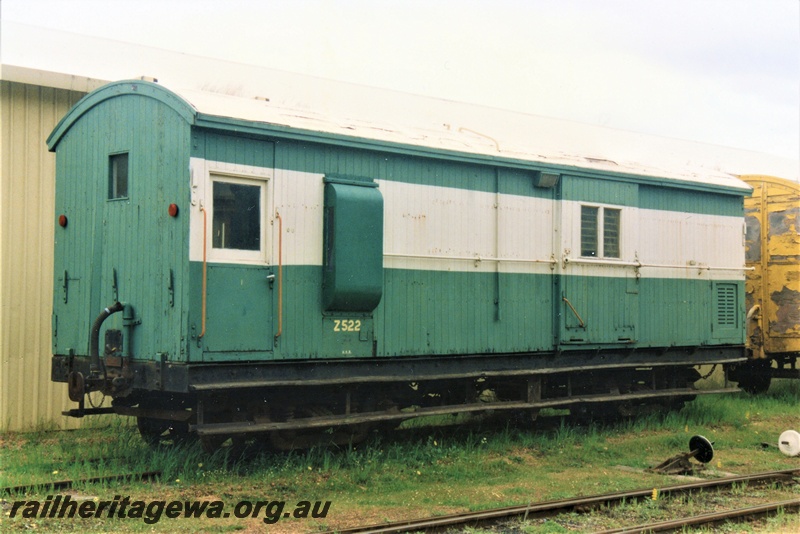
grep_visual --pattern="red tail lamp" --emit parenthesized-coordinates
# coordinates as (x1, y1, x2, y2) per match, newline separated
(168, 203, 179, 217)
(58, 215, 68, 227)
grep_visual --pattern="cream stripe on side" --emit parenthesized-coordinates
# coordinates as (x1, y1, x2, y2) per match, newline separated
(189, 159, 746, 281)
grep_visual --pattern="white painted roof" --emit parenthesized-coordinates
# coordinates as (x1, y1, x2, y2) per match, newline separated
(172, 84, 754, 191)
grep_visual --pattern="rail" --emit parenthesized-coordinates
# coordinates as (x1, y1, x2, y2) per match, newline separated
(597, 499, 800, 533)
(383, 252, 750, 272)
(330, 469, 799, 533)
(384, 252, 556, 266)
(564, 256, 752, 271)
(2, 471, 162, 496)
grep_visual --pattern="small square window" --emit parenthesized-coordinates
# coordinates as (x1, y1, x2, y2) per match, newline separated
(108, 153, 129, 199)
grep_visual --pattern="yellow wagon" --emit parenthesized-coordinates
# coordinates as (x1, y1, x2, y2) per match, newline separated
(732, 175, 800, 393)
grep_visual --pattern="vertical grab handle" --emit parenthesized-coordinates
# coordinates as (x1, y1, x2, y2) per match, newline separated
(275, 212, 283, 341)
(199, 205, 207, 339)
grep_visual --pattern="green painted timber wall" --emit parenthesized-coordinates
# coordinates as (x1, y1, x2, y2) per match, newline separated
(51, 83, 746, 367)
(52, 93, 191, 362)
(195, 132, 743, 217)
(184, 262, 743, 361)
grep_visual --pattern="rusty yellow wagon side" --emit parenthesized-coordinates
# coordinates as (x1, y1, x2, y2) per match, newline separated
(733, 175, 800, 393)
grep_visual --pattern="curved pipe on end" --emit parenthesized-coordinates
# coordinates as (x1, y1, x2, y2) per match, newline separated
(89, 302, 125, 374)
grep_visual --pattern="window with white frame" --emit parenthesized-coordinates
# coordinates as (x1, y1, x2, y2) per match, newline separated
(108, 152, 129, 199)
(209, 174, 268, 263)
(213, 181, 260, 250)
(581, 205, 621, 258)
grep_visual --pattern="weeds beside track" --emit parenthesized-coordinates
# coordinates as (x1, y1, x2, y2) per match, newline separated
(1, 378, 798, 532)
(332, 469, 800, 533)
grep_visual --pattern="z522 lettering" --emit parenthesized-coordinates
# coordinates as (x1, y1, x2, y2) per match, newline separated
(333, 320, 361, 332)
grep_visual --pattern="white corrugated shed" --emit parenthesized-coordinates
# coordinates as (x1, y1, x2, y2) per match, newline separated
(0, 23, 797, 431)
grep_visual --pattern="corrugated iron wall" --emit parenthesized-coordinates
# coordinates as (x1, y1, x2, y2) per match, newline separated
(0, 80, 86, 430)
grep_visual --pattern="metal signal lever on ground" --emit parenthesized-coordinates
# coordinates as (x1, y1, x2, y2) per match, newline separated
(688, 435, 715, 463)
(649, 435, 714, 475)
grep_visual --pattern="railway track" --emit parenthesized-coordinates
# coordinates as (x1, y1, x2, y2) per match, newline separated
(1, 471, 162, 496)
(597, 498, 800, 533)
(332, 469, 800, 533)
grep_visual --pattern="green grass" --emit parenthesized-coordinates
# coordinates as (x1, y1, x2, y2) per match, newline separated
(1, 380, 798, 532)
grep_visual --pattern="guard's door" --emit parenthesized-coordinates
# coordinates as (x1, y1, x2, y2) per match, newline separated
(557, 178, 639, 345)
(204, 173, 274, 356)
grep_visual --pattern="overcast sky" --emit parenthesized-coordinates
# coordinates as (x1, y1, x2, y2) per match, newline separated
(2, 0, 798, 161)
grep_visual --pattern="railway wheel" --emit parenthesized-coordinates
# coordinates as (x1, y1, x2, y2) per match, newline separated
(136, 417, 189, 447)
(268, 405, 373, 450)
(731, 360, 772, 394)
(198, 434, 228, 454)
(199, 434, 255, 456)
(269, 422, 372, 450)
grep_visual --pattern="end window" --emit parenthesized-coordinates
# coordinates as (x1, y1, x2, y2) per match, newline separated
(108, 153, 129, 199)
(581, 205, 621, 259)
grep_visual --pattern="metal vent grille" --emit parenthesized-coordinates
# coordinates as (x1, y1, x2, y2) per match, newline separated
(716, 284, 737, 327)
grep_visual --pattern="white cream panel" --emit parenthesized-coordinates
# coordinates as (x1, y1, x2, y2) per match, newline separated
(636, 208, 746, 280)
(558, 200, 744, 280)
(378, 180, 556, 274)
(272, 168, 325, 266)
(189, 158, 320, 266)
(190, 159, 745, 280)
(558, 201, 641, 275)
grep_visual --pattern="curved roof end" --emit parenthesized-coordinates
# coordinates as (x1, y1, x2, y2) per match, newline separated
(46, 80, 196, 151)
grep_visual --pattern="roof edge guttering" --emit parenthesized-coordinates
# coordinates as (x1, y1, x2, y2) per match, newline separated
(195, 113, 752, 196)
(46, 80, 197, 151)
(46, 80, 751, 196)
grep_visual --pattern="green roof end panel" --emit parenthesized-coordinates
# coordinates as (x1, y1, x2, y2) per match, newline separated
(47, 80, 196, 151)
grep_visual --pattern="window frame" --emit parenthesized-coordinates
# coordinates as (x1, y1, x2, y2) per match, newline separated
(580, 205, 599, 257)
(602, 207, 621, 259)
(207, 172, 270, 265)
(108, 152, 130, 200)
(579, 204, 623, 260)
